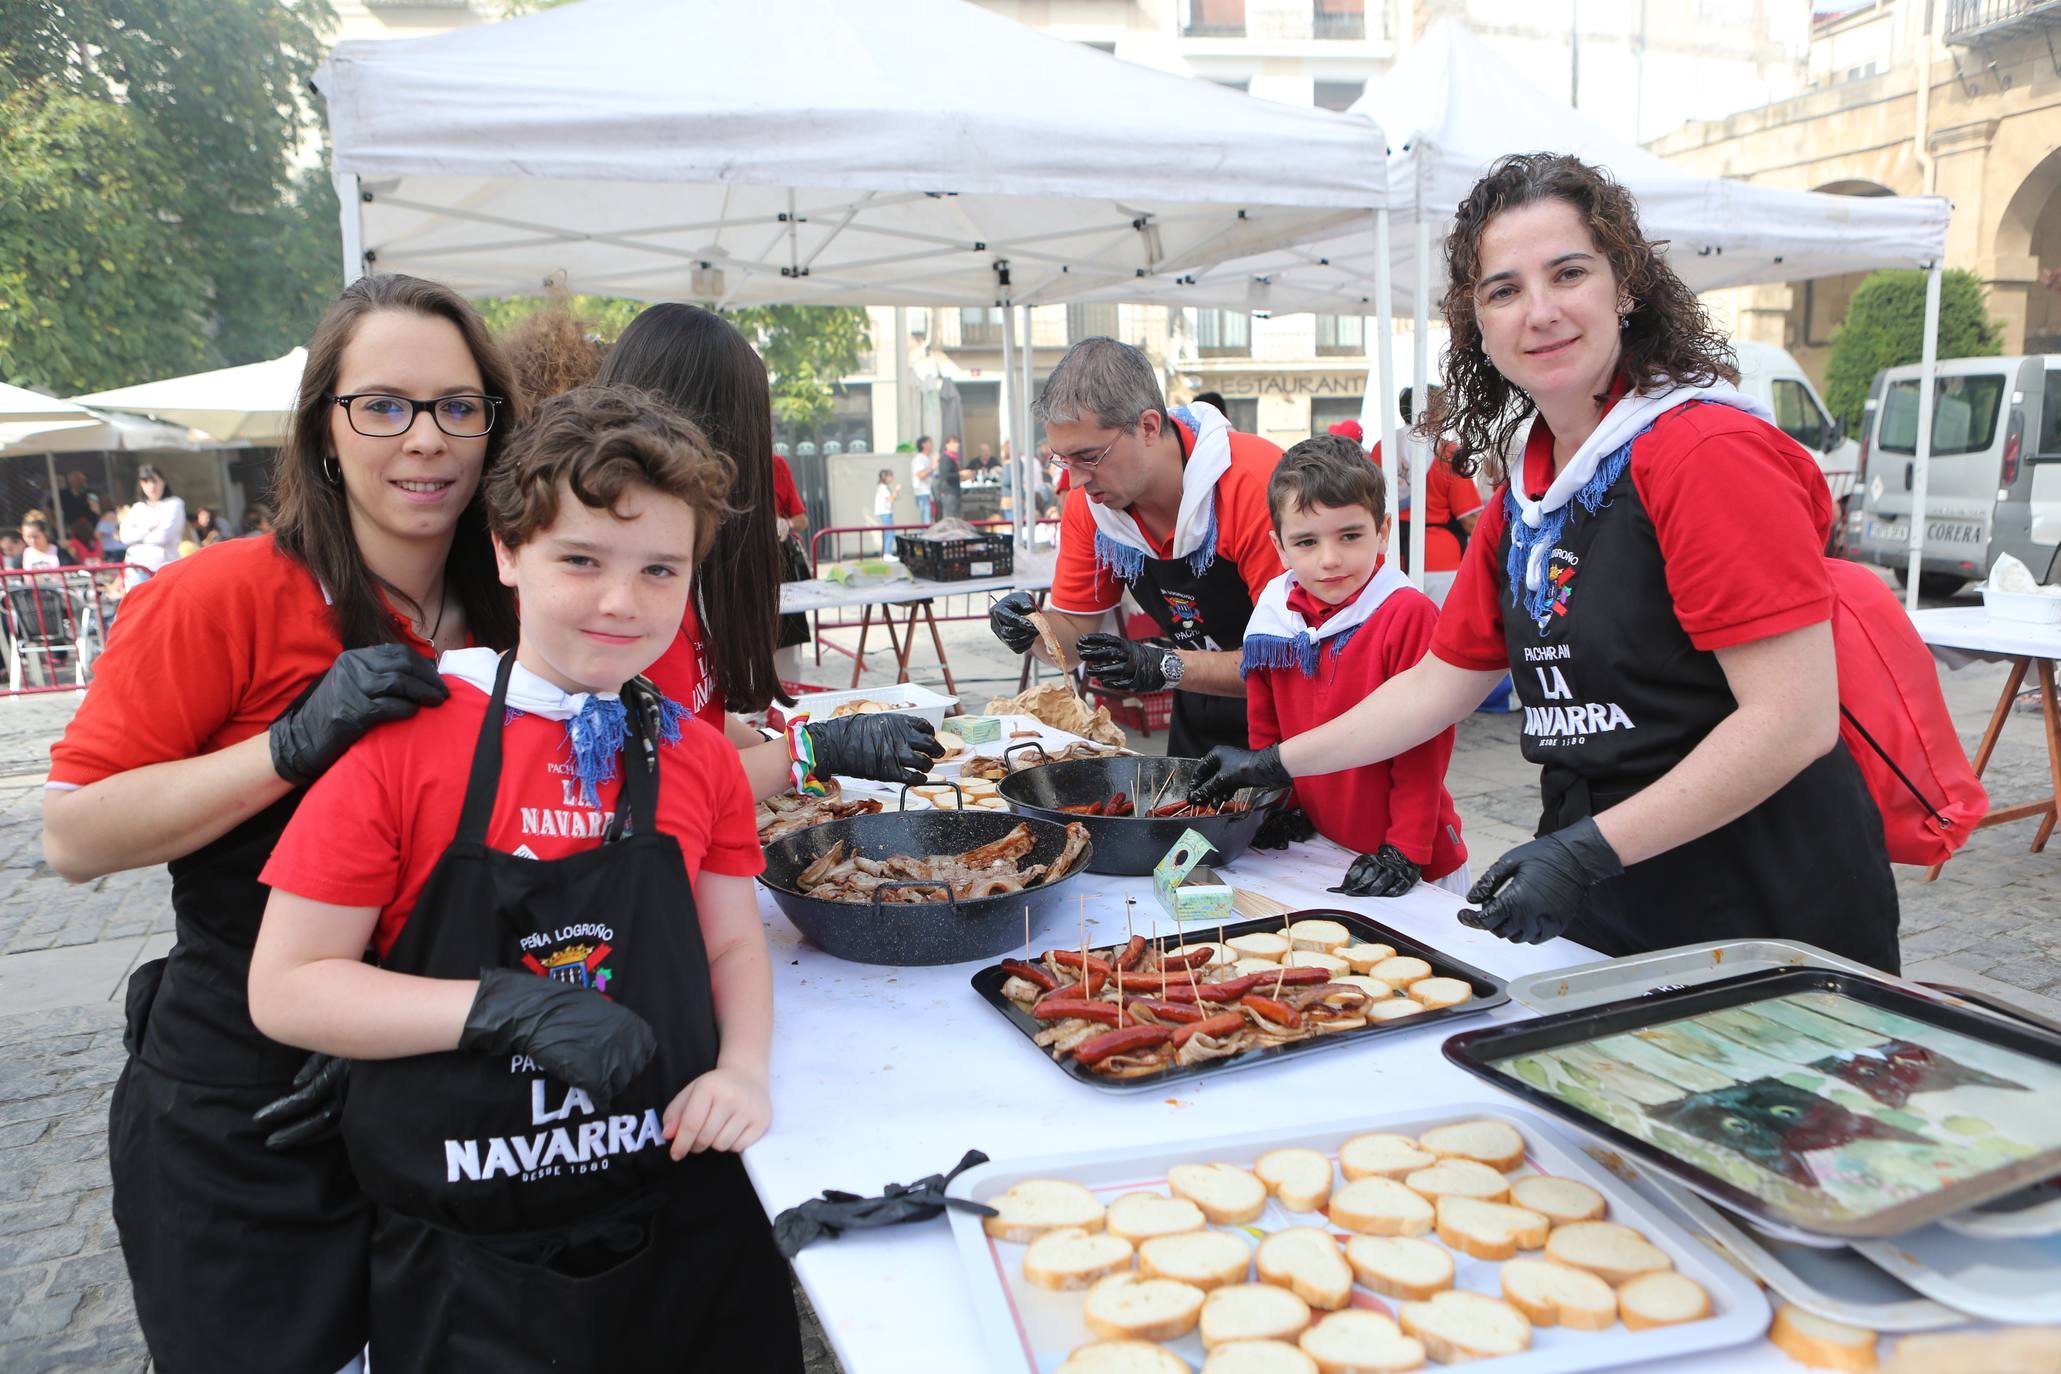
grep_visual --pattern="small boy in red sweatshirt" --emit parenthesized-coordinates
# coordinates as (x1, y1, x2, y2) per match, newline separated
(1242, 433, 1469, 897)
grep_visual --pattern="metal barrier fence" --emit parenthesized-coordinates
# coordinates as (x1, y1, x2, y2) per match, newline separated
(1, 563, 133, 695)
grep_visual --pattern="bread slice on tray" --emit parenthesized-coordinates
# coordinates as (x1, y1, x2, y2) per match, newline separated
(1399, 1291, 1532, 1362)
(1416, 1119, 1526, 1172)
(1407, 977, 1473, 1011)
(1508, 1175, 1606, 1225)
(1337, 943, 1396, 973)
(1286, 950, 1351, 976)
(1201, 1282, 1314, 1350)
(1544, 1221, 1674, 1285)
(1137, 1229, 1253, 1291)
(1256, 1227, 1352, 1310)
(983, 1178, 1106, 1243)
(1106, 1191, 1209, 1244)
(1024, 1226, 1136, 1291)
(1434, 1196, 1550, 1260)
(1364, 999, 1426, 1023)
(1769, 1302, 1878, 1371)
(1057, 1339, 1192, 1374)
(1255, 1147, 1334, 1213)
(1500, 1257, 1619, 1330)
(1334, 975, 1394, 1001)
(1169, 1163, 1269, 1225)
(1365, 956, 1432, 988)
(1339, 1133, 1436, 1182)
(1287, 918, 1351, 952)
(1619, 1271, 1711, 1331)
(1297, 1310, 1427, 1374)
(1402, 1158, 1510, 1204)
(1329, 1177, 1433, 1237)
(1201, 1340, 1320, 1374)
(1342, 1235, 1454, 1302)
(1228, 932, 1291, 962)
(1083, 1272, 1208, 1343)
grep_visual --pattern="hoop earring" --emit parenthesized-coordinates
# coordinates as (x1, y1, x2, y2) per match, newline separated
(323, 456, 340, 484)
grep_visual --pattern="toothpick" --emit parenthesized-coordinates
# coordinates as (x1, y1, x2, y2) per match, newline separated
(1023, 903, 1031, 961)
(1275, 905, 1293, 998)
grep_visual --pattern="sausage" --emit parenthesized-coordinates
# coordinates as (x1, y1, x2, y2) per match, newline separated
(1192, 967, 1331, 1002)
(1147, 800, 1195, 818)
(1241, 993, 1302, 1028)
(1000, 959, 1059, 992)
(1050, 950, 1114, 976)
(1125, 998, 1205, 1025)
(1171, 1011, 1246, 1048)
(1159, 945, 1218, 971)
(1115, 935, 1147, 971)
(1030, 997, 1125, 1026)
(1072, 1024, 1173, 1066)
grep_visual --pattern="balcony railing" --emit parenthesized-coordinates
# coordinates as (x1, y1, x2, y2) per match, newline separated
(1944, 0, 2061, 44)
(1182, 1, 1246, 38)
(1312, 5, 1366, 39)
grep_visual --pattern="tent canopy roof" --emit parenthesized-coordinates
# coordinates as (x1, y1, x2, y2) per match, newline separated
(314, 0, 1388, 307)
(73, 349, 306, 444)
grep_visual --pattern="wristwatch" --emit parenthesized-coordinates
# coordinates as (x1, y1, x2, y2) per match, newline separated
(1160, 650, 1185, 687)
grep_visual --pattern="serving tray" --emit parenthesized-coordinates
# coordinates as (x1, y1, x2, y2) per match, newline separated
(970, 909, 1507, 1093)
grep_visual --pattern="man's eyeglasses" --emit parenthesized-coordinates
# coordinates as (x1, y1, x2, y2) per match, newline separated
(331, 393, 502, 439)
(1054, 434, 1123, 472)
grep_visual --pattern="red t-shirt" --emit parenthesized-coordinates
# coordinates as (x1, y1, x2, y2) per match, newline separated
(1367, 443, 1482, 573)
(770, 454, 807, 520)
(641, 596, 727, 730)
(1247, 586, 1467, 876)
(1048, 420, 1286, 616)
(49, 536, 433, 787)
(260, 677, 762, 959)
(1430, 400, 1836, 673)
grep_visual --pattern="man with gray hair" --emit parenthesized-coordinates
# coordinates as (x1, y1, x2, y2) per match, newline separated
(988, 336, 1285, 755)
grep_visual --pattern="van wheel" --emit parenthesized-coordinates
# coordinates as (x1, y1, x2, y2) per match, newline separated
(1894, 567, 1966, 598)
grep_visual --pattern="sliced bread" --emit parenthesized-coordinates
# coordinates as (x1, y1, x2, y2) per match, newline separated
(1619, 1271, 1711, 1331)
(1402, 1158, 1510, 1204)
(1201, 1340, 1321, 1374)
(1334, 975, 1393, 1001)
(1434, 1196, 1550, 1260)
(1769, 1302, 1878, 1371)
(1200, 1282, 1314, 1350)
(1416, 1119, 1526, 1172)
(1255, 1146, 1335, 1213)
(1499, 1257, 1618, 1331)
(1227, 932, 1291, 962)
(1083, 1272, 1207, 1343)
(1106, 1191, 1209, 1244)
(1057, 1340, 1192, 1374)
(1286, 918, 1352, 952)
(982, 1178, 1106, 1243)
(1328, 1176, 1433, 1237)
(1544, 1221, 1674, 1285)
(1342, 1235, 1454, 1302)
(1508, 1175, 1606, 1226)
(1136, 1229, 1253, 1291)
(1338, 1133, 1436, 1182)
(1365, 956, 1432, 989)
(1169, 1163, 1270, 1225)
(1024, 1226, 1136, 1290)
(1285, 950, 1351, 976)
(1297, 1310, 1428, 1374)
(1231, 957, 1286, 976)
(1398, 1291, 1532, 1363)
(1255, 1227, 1352, 1311)
(1364, 999, 1425, 1023)
(1337, 943, 1397, 973)
(1407, 977, 1474, 1011)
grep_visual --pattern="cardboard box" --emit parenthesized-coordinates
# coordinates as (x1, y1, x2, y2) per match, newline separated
(944, 714, 1004, 744)
(1153, 828, 1234, 924)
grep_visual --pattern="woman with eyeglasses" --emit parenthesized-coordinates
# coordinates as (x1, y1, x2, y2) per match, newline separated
(42, 273, 521, 1374)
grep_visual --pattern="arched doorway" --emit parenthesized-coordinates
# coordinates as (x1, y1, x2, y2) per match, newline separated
(1783, 179, 1897, 385)
(1997, 150, 2061, 355)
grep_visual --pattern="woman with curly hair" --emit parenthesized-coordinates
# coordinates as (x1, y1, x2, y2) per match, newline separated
(1194, 152, 1898, 969)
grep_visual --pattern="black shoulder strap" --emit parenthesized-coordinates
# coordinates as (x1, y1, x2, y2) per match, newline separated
(1839, 703, 1949, 827)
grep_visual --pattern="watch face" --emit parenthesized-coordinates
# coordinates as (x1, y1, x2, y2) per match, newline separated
(1162, 651, 1184, 684)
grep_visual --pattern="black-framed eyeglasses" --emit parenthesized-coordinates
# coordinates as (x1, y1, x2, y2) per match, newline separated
(330, 393, 502, 439)
(1054, 433, 1123, 472)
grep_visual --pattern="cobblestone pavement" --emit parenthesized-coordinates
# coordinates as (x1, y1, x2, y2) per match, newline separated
(2, 589, 2057, 1371)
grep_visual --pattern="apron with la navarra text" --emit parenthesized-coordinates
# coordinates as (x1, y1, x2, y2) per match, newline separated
(341, 653, 800, 1372)
(1494, 424, 1900, 971)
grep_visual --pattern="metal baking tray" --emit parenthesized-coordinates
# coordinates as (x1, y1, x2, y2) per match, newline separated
(1852, 1224, 2061, 1324)
(1443, 967, 2061, 1240)
(970, 909, 1507, 1093)
(1505, 939, 1881, 1016)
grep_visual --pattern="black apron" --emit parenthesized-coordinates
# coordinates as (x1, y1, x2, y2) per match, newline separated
(1494, 436, 1900, 972)
(341, 654, 800, 1373)
(110, 781, 370, 1372)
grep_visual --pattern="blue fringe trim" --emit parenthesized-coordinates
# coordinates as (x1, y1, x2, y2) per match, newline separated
(1241, 632, 1322, 679)
(1093, 529, 1145, 586)
(1330, 624, 1363, 660)
(1504, 425, 1648, 624)
(563, 690, 688, 808)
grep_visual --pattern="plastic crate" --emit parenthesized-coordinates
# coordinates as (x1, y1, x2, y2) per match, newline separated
(1089, 685, 1174, 737)
(894, 531, 1013, 582)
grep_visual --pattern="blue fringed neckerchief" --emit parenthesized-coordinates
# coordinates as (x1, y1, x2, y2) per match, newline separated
(1504, 423, 1651, 625)
(1089, 404, 1222, 586)
(1237, 623, 1368, 679)
(507, 690, 689, 808)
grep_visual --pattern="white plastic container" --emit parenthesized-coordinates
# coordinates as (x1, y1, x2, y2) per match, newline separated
(1981, 586, 2061, 625)
(786, 681, 960, 729)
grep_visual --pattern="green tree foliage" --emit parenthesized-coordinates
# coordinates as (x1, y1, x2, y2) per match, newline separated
(0, 0, 335, 391)
(1823, 269, 2004, 433)
(729, 305, 872, 428)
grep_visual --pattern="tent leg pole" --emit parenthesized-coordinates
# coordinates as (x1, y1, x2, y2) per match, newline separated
(1002, 300, 1019, 552)
(1020, 304, 1035, 550)
(1373, 208, 1396, 483)
(336, 172, 365, 287)
(1410, 180, 1431, 592)
(1906, 261, 1942, 613)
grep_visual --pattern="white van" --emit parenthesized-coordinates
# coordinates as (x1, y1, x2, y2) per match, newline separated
(1850, 354, 2061, 595)
(1732, 341, 1861, 508)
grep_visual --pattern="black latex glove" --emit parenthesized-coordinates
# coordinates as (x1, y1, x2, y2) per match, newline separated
(1459, 816, 1624, 945)
(806, 713, 944, 786)
(1075, 633, 1167, 693)
(252, 1053, 348, 1151)
(772, 1150, 997, 1259)
(457, 968, 657, 1107)
(270, 644, 449, 786)
(1189, 743, 1292, 810)
(989, 590, 1042, 655)
(1252, 807, 1316, 851)
(1330, 844, 1421, 899)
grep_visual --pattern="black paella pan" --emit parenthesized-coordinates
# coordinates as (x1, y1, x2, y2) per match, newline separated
(996, 750, 1282, 876)
(758, 805, 1093, 966)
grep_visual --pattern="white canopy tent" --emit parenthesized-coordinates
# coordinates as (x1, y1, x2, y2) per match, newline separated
(1100, 21, 1952, 602)
(0, 384, 90, 428)
(314, 0, 1389, 547)
(73, 349, 307, 444)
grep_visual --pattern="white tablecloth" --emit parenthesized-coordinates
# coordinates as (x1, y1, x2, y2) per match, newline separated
(1909, 605, 2061, 666)
(741, 831, 1803, 1373)
(779, 551, 1056, 615)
